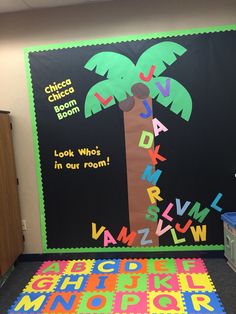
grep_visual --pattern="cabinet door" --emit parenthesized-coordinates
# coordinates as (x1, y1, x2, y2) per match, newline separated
(0, 113, 23, 275)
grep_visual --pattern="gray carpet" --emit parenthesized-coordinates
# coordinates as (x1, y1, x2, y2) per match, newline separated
(0, 258, 235, 314)
(0, 261, 42, 314)
(204, 258, 236, 314)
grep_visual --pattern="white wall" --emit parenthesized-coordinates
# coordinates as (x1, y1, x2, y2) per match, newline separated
(0, 0, 235, 253)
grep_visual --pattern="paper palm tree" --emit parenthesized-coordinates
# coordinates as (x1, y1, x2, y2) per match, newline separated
(84, 41, 192, 246)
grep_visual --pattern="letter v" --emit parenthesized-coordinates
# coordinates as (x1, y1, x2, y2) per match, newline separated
(156, 79, 170, 97)
(155, 219, 172, 236)
(92, 222, 106, 240)
(176, 198, 191, 216)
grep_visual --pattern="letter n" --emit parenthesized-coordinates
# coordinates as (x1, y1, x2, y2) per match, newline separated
(50, 295, 77, 311)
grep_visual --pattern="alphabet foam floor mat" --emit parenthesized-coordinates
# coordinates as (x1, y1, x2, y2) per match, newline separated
(8, 258, 225, 313)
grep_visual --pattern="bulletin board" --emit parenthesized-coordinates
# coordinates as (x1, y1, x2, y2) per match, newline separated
(25, 24, 236, 253)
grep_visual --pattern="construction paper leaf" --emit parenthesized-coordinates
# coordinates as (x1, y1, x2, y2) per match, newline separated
(144, 79, 160, 99)
(84, 80, 127, 117)
(84, 52, 135, 80)
(136, 42, 187, 78)
(154, 77, 192, 121)
(117, 69, 143, 94)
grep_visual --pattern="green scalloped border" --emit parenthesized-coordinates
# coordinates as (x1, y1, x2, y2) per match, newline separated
(25, 52, 48, 252)
(25, 23, 236, 253)
(43, 244, 224, 253)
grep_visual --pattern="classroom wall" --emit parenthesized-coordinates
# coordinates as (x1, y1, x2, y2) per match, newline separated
(0, 0, 235, 254)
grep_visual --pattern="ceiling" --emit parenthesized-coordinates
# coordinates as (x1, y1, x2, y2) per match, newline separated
(0, 0, 112, 13)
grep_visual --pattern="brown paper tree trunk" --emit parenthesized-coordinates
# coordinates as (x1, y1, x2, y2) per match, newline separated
(123, 97, 159, 246)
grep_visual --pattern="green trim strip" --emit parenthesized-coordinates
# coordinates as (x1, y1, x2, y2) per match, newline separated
(25, 23, 235, 253)
(44, 245, 224, 253)
(24, 51, 48, 252)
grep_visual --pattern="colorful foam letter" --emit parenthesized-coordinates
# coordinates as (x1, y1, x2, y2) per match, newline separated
(70, 262, 86, 273)
(141, 164, 162, 185)
(153, 294, 180, 311)
(13, 293, 48, 312)
(182, 260, 197, 272)
(58, 275, 87, 291)
(31, 277, 54, 291)
(145, 205, 160, 222)
(190, 225, 207, 242)
(92, 222, 106, 240)
(138, 130, 154, 149)
(147, 186, 163, 203)
(211, 192, 223, 212)
(140, 99, 153, 119)
(121, 294, 141, 311)
(155, 219, 172, 236)
(95, 276, 109, 289)
(162, 203, 174, 221)
(152, 118, 168, 137)
(176, 198, 191, 216)
(97, 261, 117, 273)
(188, 202, 210, 223)
(140, 65, 156, 82)
(87, 294, 107, 310)
(156, 79, 171, 97)
(148, 145, 167, 165)
(94, 92, 113, 106)
(171, 228, 186, 244)
(124, 261, 142, 272)
(138, 228, 152, 245)
(117, 227, 137, 246)
(192, 294, 214, 311)
(175, 219, 192, 233)
(50, 294, 77, 311)
(103, 230, 117, 247)
(124, 276, 140, 289)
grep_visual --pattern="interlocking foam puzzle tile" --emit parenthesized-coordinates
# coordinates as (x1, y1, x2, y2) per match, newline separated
(36, 260, 69, 275)
(147, 258, 177, 274)
(8, 258, 226, 314)
(64, 259, 95, 275)
(23, 275, 61, 293)
(118, 258, 148, 274)
(175, 258, 207, 273)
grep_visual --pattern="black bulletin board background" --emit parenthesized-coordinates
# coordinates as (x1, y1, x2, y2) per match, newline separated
(27, 28, 236, 251)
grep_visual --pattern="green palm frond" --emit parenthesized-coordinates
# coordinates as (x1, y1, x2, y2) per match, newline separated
(136, 42, 187, 77)
(154, 77, 192, 121)
(84, 52, 135, 80)
(84, 42, 192, 121)
(84, 79, 128, 118)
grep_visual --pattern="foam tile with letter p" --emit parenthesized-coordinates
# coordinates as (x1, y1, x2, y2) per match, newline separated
(113, 292, 148, 314)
